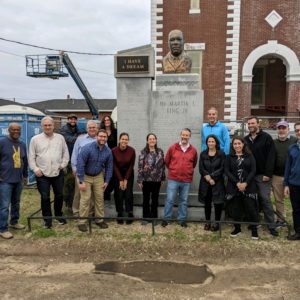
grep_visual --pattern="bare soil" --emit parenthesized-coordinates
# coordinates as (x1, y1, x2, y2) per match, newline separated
(0, 222, 300, 300)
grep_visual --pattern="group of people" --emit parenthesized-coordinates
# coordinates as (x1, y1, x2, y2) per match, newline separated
(1, 108, 300, 241)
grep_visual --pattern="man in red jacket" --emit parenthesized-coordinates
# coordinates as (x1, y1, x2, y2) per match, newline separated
(161, 128, 198, 227)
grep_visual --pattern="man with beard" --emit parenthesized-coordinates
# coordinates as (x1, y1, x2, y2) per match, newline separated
(161, 128, 197, 228)
(0, 123, 28, 239)
(59, 114, 85, 210)
(272, 121, 296, 227)
(244, 116, 278, 237)
(162, 29, 192, 73)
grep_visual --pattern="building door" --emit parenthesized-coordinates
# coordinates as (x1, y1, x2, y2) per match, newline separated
(251, 56, 286, 116)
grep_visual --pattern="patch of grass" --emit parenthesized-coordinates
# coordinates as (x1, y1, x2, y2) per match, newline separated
(32, 228, 57, 238)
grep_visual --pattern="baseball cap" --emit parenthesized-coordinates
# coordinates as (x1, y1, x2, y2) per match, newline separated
(276, 120, 289, 128)
(67, 113, 78, 119)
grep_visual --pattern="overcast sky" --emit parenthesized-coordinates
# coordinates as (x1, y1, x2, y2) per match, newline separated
(0, 0, 151, 104)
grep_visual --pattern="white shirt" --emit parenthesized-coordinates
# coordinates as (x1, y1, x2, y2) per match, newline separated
(29, 132, 69, 177)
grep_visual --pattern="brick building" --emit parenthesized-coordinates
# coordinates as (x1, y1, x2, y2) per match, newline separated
(151, 0, 300, 121)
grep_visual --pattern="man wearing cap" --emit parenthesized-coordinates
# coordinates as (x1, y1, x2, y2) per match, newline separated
(272, 121, 297, 227)
(59, 114, 86, 210)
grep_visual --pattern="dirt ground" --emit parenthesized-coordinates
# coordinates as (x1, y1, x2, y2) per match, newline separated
(1, 221, 300, 300)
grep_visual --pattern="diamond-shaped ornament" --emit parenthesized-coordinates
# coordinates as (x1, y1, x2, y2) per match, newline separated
(265, 10, 283, 29)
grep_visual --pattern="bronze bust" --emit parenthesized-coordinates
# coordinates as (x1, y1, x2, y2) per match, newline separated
(162, 30, 192, 74)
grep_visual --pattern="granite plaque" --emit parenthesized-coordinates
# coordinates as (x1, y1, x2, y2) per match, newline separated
(117, 56, 149, 73)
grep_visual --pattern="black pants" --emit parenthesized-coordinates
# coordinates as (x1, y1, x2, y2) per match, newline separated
(142, 181, 161, 219)
(36, 170, 64, 226)
(63, 163, 75, 208)
(229, 194, 259, 230)
(289, 184, 300, 234)
(204, 186, 223, 222)
(114, 176, 134, 215)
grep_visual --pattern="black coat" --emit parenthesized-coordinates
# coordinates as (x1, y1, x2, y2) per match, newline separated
(225, 153, 257, 196)
(198, 150, 225, 204)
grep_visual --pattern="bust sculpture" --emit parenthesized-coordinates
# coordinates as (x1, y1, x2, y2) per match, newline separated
(162, 29, 192, 74)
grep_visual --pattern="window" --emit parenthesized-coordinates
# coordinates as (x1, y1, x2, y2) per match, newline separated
(190, 0, 200, 14)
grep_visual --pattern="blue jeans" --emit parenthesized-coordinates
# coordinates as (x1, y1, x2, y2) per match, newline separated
(0, 181, 23, 232)
(164, 179, 190, 221)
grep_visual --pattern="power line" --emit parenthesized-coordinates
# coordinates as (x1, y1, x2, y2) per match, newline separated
(0, 49, 24, 58)
(0, 37, 115, 56)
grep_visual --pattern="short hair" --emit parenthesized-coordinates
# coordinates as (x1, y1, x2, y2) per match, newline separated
(294, 121, 300, 129)
(207, 107, 218, 114)
(86, 120, 98, 130)
(98, 129, 107, 136)
(247, 115, 259, 123)
(168, 29, 184, 41)
(181, 127, 191, 134)
(8, 122, 21, 130)
(41, 116, 54, 125)
(205, 134, 220, 150)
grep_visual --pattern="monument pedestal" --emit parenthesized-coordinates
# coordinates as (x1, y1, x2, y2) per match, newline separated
(113, 45, 205, 220)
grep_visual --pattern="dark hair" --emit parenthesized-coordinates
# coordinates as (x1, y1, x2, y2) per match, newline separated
(181, 128, 191, 134)
(247, 115, 259, 123)
(205, 134, 220, 150)
(100, 115, 115, 131)
(143, 133, 158, 153)
(294, 121, 300, 129)
(119, 132, 129, 140)
(98, 129, 108, 136)
(230, 136, 251, 156)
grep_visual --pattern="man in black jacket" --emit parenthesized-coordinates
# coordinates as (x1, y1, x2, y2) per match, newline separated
(245, 116, 278, 237)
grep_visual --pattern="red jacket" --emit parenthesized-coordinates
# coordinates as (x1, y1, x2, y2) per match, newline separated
(165, 143, 198, 183)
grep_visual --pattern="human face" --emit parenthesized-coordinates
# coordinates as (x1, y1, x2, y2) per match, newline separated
(119, 135, 129, 149)
(87, 123, 98, 137)
(180, 130, 191, 145)
(207, 137, 217, 150)
(97, 131, 108, 146)
(233, 139, 244, 154)
(147, 134, 157, 149)
(247, 118, 259, 134)
(207, 109, 217, 125)
(8, 124, 21, 140)
(42, 119, 54, 136)
(68, 117, 77, 127)
(295, 125, 300, 141)
(277, 126, 289, 140)
(104, 117, 112, 128)
(169, 32, 184, 56)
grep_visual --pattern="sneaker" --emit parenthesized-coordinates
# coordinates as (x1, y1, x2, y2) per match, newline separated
(287, 233, 300, 240)
(251, 230, 259, 240)
(269, 228, 279, 237)
(179, 221, 188, 228)
(204, 223, 211, 231)
(56, 218, 67, 225)
(161, 220, 169, 227)
(10, 223, 25, 230)
(275, 221, 287, 229)
(0, 231, 13, 239)
(230, 227, 241, 237)
(78, 224, 88, 232)
(95, 221, 108, 229)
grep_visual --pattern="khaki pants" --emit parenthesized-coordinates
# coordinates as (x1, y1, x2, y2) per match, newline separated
(272, 175, 286, 220)
(79, 173, 104, 224)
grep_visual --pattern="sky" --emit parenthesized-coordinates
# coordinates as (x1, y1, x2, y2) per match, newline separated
(0, 0, 151, 104)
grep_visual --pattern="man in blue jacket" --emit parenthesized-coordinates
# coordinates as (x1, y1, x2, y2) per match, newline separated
(284, 121, 300, 240)
(0, 123, 28, 239)
(201, 107, 230, 155)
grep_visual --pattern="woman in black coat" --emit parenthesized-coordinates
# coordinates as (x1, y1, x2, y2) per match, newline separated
(199, 134, 225, 231)
(225, 136, 259, 240)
